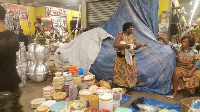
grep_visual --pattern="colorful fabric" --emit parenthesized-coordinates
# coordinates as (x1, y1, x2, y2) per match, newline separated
(170, 44, 200, 94)
(113, 33, 137, 88)
(118, 33, 135, 55)
(35, 31, 46, 41)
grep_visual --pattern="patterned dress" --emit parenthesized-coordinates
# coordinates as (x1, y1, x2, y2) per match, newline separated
(113, 33, 137, 88)
(169, 42, 200, 93)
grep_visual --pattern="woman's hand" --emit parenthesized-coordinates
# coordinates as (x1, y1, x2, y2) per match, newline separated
(185, 72, 192, 78)
(185, 67, 197, 78)
(141, 43, 147, 46)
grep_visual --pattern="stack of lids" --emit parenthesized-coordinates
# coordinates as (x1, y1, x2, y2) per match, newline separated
(43, 86, 55, 100)
(52, 72, 64, 89)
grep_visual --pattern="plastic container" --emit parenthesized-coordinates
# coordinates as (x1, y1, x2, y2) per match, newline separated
(95, 87, 111, 95)
(89, 94, 99, 109)
(78, 82, 89, 90)
(72, 77, 82, 85)
(114, 107, 132, 112)
(99, 93, 113, 112)
(69, 83, 78, 100)
(63, 72, 72, 81)
(79, 89, 93, 103)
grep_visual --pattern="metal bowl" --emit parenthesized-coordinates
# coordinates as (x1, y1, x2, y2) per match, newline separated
(28, 63, 50, 82)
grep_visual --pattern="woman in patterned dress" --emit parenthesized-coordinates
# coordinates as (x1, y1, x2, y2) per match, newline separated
(113, 22, 147, 94)
(158, 35, 200, 99)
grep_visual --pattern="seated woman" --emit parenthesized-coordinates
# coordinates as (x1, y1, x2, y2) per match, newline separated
(158, 35, 200, 99)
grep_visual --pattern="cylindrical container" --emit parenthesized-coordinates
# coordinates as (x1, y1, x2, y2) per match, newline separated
(86, 79, 95, 87)
(69, 83, 78, 100)
(99, 93, 113, 112)
(84, 75, 95, 87)
(63, 72, 72, 81)
(95, 87, 111, 95)
(89, 94, 99, 109)
(111, 88, 122, 101)
(111, 88, 122, 110)
(72, 77, 82, 85)
(78, 82, 89, 90)
(113, 100, 120, 110)
(63, 81, 73, 96)
(79, 89, 93, 103)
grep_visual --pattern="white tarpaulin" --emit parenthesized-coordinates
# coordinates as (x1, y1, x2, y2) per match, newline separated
(54, 27, 114, 74)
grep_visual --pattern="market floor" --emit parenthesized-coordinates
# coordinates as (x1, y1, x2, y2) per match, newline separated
(20, 55, 199, 112)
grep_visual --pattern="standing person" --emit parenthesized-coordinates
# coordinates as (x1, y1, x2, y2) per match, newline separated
(113, 22, 147, 94)
(18, 28, 29, 51)
(35, 18, 46, 45)
(158, 35, 200, 99)
(0, 6, 23, 112)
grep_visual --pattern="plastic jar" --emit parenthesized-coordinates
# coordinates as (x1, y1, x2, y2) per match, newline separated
(79, 89, 93, 103)
(95, 87, 111, 95)
(78, 82, 89, 90)
(72, 77, 82, 85)
(63, 72, 72, 81)
(99, 93, 113, 112)
(89, 94, 99, 109)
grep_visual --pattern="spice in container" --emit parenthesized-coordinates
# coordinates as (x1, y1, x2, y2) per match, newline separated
(89, 93, 99, 109)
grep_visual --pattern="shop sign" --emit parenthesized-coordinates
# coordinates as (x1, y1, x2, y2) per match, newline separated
(45, 6, 67, 17)
(6, 4, 28, 22)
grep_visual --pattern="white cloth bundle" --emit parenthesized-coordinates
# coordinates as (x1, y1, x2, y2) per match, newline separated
(125, 48, 133, 65)
(119, 41, 133, 65)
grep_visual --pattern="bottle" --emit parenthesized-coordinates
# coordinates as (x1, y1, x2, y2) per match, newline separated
(69, 82, 78, 100)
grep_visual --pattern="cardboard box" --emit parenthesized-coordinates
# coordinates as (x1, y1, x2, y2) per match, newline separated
(180, 97, 200, 112)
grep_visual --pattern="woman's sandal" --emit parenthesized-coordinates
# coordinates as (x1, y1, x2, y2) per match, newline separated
(167, 95, 174, 99)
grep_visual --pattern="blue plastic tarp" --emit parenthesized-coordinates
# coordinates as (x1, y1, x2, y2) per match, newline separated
(128, 97, 180, 112)
(120, 94, 132, 105)
(90, 0, 176, 94)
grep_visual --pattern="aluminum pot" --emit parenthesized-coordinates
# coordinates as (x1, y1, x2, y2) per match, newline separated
(35, 53, 50, 63)
(27, 61, 34, 70)
(26, 52, 31, 61)
(27, 54, 37, 62)
(28, 63, 50, 82)
(28, 43, 37, 54)
(35, 44, 49, 54)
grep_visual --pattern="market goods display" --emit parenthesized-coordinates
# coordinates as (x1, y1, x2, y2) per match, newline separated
(30, 65, 127, 112)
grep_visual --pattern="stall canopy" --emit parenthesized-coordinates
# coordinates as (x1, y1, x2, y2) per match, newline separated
(55, 0, 176, 94)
